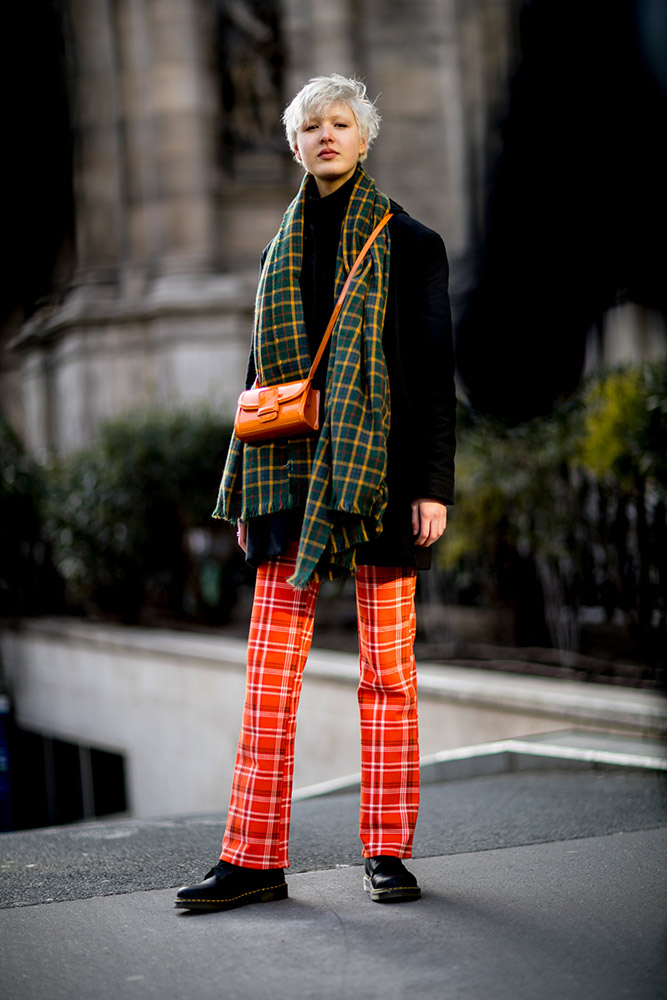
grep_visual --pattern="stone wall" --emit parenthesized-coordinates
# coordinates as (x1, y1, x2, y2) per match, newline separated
(3, 618, 665, 819)
(6, 0, 519, 454)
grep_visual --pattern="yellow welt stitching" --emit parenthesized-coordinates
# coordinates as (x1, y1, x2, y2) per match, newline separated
(177, 882, 285, 904)
(365, 883, 420, 894)
(371, 887, 420, 893)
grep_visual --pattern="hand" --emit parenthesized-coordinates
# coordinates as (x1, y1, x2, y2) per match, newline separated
(411, 499, 447, 547)
(236, 521, 248, 553)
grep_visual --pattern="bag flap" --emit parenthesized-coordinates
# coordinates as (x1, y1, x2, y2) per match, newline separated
(237, 380, 310, 412)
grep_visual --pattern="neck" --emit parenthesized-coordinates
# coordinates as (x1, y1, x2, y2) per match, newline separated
(312, 165, 358, 197)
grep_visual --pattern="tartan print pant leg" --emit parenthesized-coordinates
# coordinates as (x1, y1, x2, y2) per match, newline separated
(355, 564, 420, 859)
(220, 545, 320, 870)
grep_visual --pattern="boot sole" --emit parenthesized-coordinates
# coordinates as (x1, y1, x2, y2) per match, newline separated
(175, 882, 288, 911)
(363, 874, 421, 903)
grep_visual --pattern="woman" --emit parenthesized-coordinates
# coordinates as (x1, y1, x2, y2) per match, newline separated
(176, 74, 456, 911)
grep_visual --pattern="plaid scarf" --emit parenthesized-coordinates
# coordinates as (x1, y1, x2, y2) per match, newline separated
(213, 167, 392, 588)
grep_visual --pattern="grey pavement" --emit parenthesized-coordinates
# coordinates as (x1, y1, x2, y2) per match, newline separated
(1, 767, 666, 1000)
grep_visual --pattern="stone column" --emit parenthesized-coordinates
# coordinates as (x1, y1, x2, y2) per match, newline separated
(66, 0, 126, 293)
(357, 0, 470, 259)
(282, 0, 356, 95)
(137, 0, 222, 282)
(281, 0, 484, 258)
(69, 0, 222, 296)
(13, 0, 255, 454)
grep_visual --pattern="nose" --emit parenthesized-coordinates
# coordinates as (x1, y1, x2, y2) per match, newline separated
(320, 122, 334, 143)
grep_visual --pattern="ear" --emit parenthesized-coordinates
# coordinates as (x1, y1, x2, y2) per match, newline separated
(359, 136, 368, 158)
(293, 144, 302, 162)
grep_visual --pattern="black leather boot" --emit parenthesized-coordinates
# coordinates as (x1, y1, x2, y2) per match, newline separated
(175, 860, 288, 911)
(363, 855, 421, 903)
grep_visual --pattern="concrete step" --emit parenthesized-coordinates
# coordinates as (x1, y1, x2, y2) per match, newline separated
(293, 728, 667, 800)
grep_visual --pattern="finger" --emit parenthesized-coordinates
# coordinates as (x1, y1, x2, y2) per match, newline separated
(411, 501, 421, 538)
(429, 514, 445, 544)
(422, 517, 437, 547)
(415, 513, 431, 547)
(428, 514, 446, 545)
(420, 507, 447, 547)
(236, 523, 248, 553)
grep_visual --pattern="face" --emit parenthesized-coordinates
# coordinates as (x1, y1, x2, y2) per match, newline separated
(293, 101, 368, 196)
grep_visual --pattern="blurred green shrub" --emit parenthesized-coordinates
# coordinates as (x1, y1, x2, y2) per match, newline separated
(42, 409, 240, 623)
(580, 362, 667, 488)
(5, 365, 666, 672)
(443, 362, 667, 667)
(0, 415, 64, 617)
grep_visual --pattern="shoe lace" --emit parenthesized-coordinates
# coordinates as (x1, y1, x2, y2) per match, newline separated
(370, 855, 408, 875)
(204, 861, 234, 880)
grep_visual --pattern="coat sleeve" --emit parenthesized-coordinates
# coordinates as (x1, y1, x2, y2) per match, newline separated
(385, 214, 456, 505)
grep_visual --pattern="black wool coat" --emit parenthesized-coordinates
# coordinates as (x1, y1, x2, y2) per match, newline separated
(355, 202, 456, 568)
(244, 183, 456, 571)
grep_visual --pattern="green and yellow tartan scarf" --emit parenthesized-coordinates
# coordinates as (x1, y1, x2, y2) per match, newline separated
(213, 166, 392, 588)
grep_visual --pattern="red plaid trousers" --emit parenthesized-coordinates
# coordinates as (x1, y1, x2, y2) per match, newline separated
(220, 546, 419, 869)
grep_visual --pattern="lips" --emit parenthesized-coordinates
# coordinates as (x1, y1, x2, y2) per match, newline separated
(318, 149, 338, 158)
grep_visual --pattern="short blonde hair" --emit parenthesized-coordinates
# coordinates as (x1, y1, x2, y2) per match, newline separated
(282, 74, 381, 164)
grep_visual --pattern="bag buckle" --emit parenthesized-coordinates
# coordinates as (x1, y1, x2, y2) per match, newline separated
(257, 387, 279, 422)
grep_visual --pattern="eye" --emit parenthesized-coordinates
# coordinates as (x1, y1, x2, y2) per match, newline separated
(335, 122, 349, 128)
(303, 123, 319, 132)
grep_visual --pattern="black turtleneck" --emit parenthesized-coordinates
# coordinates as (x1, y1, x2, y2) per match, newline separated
(300, 173, 356, 386)
(245, 174, 356, 565)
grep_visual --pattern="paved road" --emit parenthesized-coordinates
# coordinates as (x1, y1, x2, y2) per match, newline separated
(1, 769, 665, 907)
(1, 769, 666, 1000)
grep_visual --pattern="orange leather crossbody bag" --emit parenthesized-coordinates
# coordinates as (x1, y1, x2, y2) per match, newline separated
(234, 211, 393, 445)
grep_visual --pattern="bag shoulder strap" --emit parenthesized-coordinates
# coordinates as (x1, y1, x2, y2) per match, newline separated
(307, 211, 393, 381)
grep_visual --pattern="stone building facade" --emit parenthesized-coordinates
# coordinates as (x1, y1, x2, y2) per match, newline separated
(0, 0, 523, 453)
(2, 0, 665, 453)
